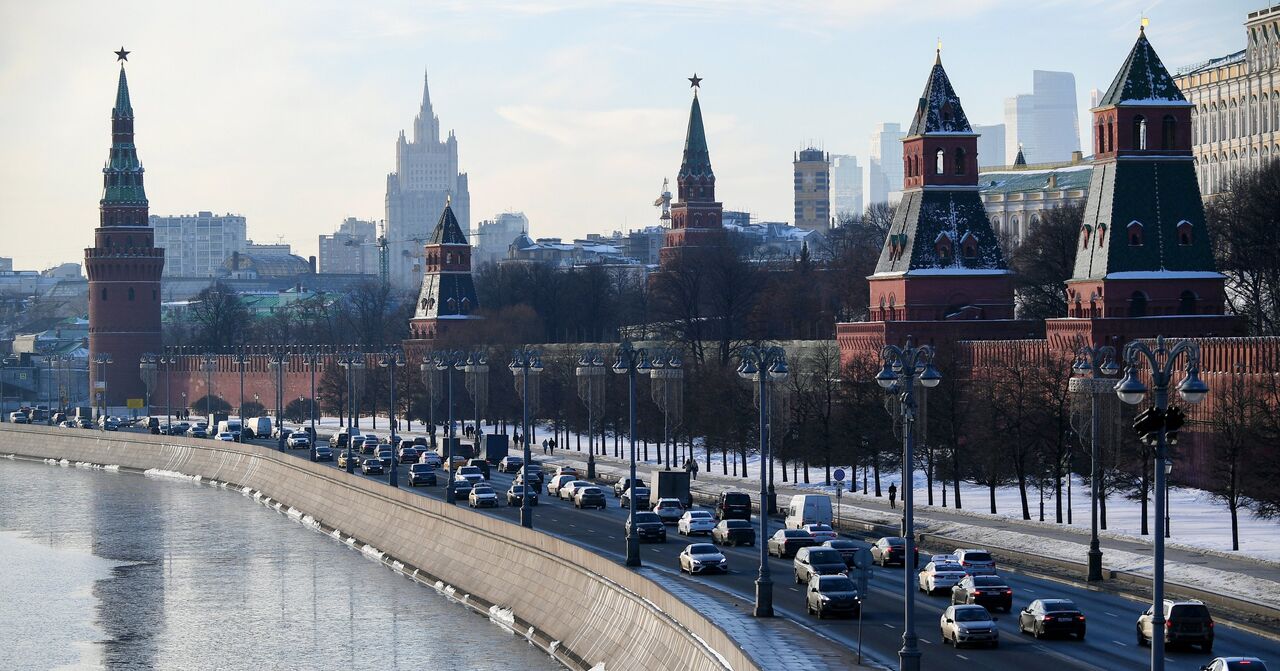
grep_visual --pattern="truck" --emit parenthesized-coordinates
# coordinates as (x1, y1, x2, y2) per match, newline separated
(481, 433, 509, 465)
(651, 470, 692, 509)
(244, 416, 273, 439)
(208, 413, 229, 431)
(73, 406, 93, 421)
(434, 437, 472, 460)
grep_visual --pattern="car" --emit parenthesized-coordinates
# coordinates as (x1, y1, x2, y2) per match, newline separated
(314, 445, 334, 461)
(516, 464, 544, 488)
(806, 574, 862, 619)
(468, 485, 499, 508)
(547, 474, 577, 498)
(614, 476, 646, 498)
(1137, 599, 1214, 652)
(1201, 658, 1269, 671)
(418, 451, 442, 468)
(871, 537, 919, 567)
(918, 561, 968, 595)
(506, 484, 539, 506)
(679, 543, 728, 574)
(652, 498, 686, 524)
(714, 491, 752, 521)
(677, 510, 716, 536)
(553, 465, 579, 481)
(78, 418, 95, 429)
(376, 446, 395, 466)
(188, 427, 208, 438)
(929, 553, 960, 565)
(337, 452, 356, 469)
(940, 604, 999, 648)
(498, 455, 524, 473)
(275, 427, 294, 441)
(214, 432, 235, 441)
(823, 539, 860, 568)
(574, 486, 607, 510)
(1018, 599, 1086, 640)
(449, 478, 474, 498)
(953, 548, 997, 575)
(951, 574, 1014, 612)
(456, 466, 485, 486)
(467, 458, 491, 480)
(9, 411, 29, 423)
(767, 529, 817, 558)
(407, 463, 437, 486)
(802, 523, 838, 544)
(445, 454, 469, 472)
(621, 486, 651, 509)
(712, 519, 756, 546)
(626, 512, 668, 542)
(286, 433, 311, 448)
(360, 458, 385, 475)
(397, 443, 420, 463)
(559, 479, 593, 501)
(330, 430, 361, 449)
(59, 420, 78, 428)
(362, 436, 380, 450)
(794, 546, 849, 583)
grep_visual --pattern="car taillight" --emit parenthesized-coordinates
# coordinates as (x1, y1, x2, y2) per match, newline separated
(1165, 621, 1173, 628)
(1043, 616, 1055, 621)
(1208, 621, 1215, 628)
(1077, 616, 1086, 621)
(971, 590, 982, 596)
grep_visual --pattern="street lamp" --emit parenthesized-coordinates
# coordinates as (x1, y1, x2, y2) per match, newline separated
(139, 353, 157, 424)
(875, 337, 941, 671)
(268, 350, 288, 451)
(510, 348, 543, 528)
(1114, 335, 1208, 671)
(160, 351, 176, 432)
(337, 352, 364, 473)
(201, 353, 216, 420)
(645, 348, 684, 470)
(613, 341, 650, 566)
(94, 352, 113, 428)
(435, 350, 465, 504)
(379, 349, 405, 487)
(1071, 345, 1118, 582)
(464, 351, 490, 449)
(575, 350, 607, 480)
(737, 345, 789, 617)
(302, 347, 323, 462)
(235, 349, 248, 442)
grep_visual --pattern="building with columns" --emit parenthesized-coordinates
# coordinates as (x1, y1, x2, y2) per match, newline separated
(85, 51, 165, 415)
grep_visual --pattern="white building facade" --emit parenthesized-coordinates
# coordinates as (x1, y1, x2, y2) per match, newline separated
(150, 211, 247, 278)
(830, 154, 863, 219)
(865, 122, 904, 205)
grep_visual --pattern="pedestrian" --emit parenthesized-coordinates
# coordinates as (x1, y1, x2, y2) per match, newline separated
(542, 439, 548, 455)
(549, 437, 556, 454)
(888, 482, 897, 509)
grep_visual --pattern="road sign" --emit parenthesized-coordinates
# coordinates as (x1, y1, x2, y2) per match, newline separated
(126, 398, 144, 409)
(834, 468, 846, 483)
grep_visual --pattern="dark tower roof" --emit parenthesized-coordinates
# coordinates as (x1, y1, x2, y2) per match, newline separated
(1096, 28, 1188, 107)
(113, 66, 133, 117)
(678, 95, 713, 179)
(906, 54, 973, 136)
(428, 201, 468, 245)
(1014, 145, 1026, 165)
(101, 62, 147, 219)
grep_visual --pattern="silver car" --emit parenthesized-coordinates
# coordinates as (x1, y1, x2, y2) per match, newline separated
(953, 548, 997, 575)
(652, 498, 685, 525)
(918, 561, 968, 595)
(678, 543, 728, 575)
(940, 604, 999, 649)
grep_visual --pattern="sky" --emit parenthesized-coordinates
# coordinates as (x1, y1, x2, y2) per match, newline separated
(0, 0, 1257, 271)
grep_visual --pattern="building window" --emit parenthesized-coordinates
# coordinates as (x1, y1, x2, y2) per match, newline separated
(1129, 291, 1148, 317)
(101, 287, 107, 301)
(1107, 120, 1115, 152)
(1127, 221, 1144, 246)
(935, 148, 945, 175)
(953, 147, 966, 175)
(1097, 223, 1107, 247)
(1162, 115, 1176, 149)
(1177, 220, 1193, 245)
(1178, 290, 1198, 315)
(1133, 115, 1147, 150)
(1080, 226, 1091, 250)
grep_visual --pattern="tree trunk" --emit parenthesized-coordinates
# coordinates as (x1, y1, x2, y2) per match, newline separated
(742, 446, 749, 478)
(1017, 471, 1031, 520)
(951, 448, 962, 509)
(780, 457, 788, 482)
(721, 444, 728, 475)
(925, 445, 934, 506)
(873, 455, 882, 497)
(1054, 460, 1063, 524)
(803, 457, 810, 484)
(1100, 486, 1108, 530)
(1230, 501, 1240, 551)
(1139, 466, 1150, 536)
(989, 483, 997, 514)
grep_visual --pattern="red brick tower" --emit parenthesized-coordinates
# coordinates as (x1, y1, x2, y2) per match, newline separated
(407, 199, 481, 344)
(659, 76, 726, 266)
(1047, 27, 1245, 348)
(86, 49, 164, 413)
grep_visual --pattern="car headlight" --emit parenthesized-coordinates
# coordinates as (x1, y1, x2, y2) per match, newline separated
(819, 595, 831, 602)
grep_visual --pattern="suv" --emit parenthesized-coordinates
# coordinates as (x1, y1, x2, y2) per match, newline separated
(466, 458, 491, 480)
(1137, 600, 1214, 652)
(715, 491, 752, 521)
(626, 511, 668, 542)
(793, 547, 849, 584)
(614, 476, 646, 498)
(953, 548, 997, 575)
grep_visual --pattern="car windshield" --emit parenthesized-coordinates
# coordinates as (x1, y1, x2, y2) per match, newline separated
(635, 513, 662, 523)
(827, 540, 856, 549)
(570, 480, 589, 488)
(657, 501, 680, 509)
(511, 486, 530, 493)
(817, 576, 856, 591)
(962, 552, 993, 562)
(953, 608, 991, 622)
(784, 530, 810, 538)
(472, 487, 494, 495)
(1170, 604, 1211, 618)
(580, 487, 601, 495)
(973, 576, 1007, 587)
(689, 544, 717, 554)
(807, 525, 833, 532)
(1041, 600, 1077, 612)
(724, 493, 749, 504)
(506, 457, 523, 463)
(724, 520, 750, 529)
(934, 563, 964, 572)
(459, 467, 481, 475)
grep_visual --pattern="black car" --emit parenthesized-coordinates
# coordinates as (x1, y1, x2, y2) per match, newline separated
(449, 478, 474, 498)
(575, 486, 607, 510)
(407, 464, 437, 486)
(768, 529, 817, 558)
(823, 539, 860, 569)
(1018, 599, 1086, 640)
(806, 574, 862, 619)
(715, 491, 752, 521)
(507, 484, 539, 506)
(467, 458, 491, 480)
(871, 537, 917, 567)
(360, 459, 385, 475)
(626, 511, 668, 542)
(315, 446, 334, 462)
(711, 519, 756, 546)
(951, 574, 1014, 612)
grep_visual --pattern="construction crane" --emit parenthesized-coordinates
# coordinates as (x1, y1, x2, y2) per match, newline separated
(653, 178, 672, 221)
(377, 220, 390, 289)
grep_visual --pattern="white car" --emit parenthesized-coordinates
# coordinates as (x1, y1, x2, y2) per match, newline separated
(918, 561, 968, 594)
(802, 524, 838, 543)
(468, 485, 499, 508)
(547, 474, 577, 497)
(653, 498, 686, 524)
(214, 432, 236, 441)
(418, 451, 442, 468)
(456, 466, 485, 486)
(677, 510, 716, 536)
(679, 543, 728, 575)
(286, 433, 311, 448)
(559, 479, 592, 501)
(953, 548, 997, 575)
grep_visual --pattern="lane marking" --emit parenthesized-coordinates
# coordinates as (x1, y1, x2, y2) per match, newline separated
(1112, 640, 1126, 647)
(883, 623, 896, 629)
(956, 654, 969, 660)
(1104, 612, 1118, 618)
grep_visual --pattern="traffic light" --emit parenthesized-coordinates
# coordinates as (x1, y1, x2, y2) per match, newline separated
(1132, 406, 1165, 446)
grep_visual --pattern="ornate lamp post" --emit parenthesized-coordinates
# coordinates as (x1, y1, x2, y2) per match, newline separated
(645, 347, 684, 470)
(337, 352, 363, 473)
(420, 357, 441, 448)
(139, 353, 157, 422)
(464, 351, 490, 448)
(160, 351, 176, 432)
(1070, 345, 1118, 582)
(510, 348, 543, 528)
(614, 341, 650, 566)
(302, 347, 322, 462)
(434, 350, 465, 504)
(1114, 336, 1209, 671)
(575, 350, 606, 479)
(200, 353, 217, 419)
(737, 345, 789, 617)
(268, 350, 287, 451)
(94, 352, 113, 428)
(875, 338, 941, 671)
(379, 349, 405, 487)
(235, 349, 248, 442)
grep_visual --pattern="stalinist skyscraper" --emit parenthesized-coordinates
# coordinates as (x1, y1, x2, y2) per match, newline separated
(385, 71, 470, 290)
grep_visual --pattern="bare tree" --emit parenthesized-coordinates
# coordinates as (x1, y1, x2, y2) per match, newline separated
(1009, 203, 1083, 320)
(1207, 160, 1280, 335)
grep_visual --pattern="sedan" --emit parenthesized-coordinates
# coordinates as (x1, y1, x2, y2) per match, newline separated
(802, 524, 839, 544)
(1018, 598, 1086, 640)
(626, 512, 668, 542)
(506, 484, 538, 506)
(940, 604, 999, 649)
(806, 574, 861, 619)
(652, 498, 686, 525)
(677, 510, 716, 536)
(397, 444, 420, 463)
(574, 486, 607, 510)
(1201, 659, 1269, 671)
(951, 574, 1014, 612)
(559, 480, 593, 501)
(337, 452, 356, 469)
(376, 447, 395, 466)
(418, 451, 443, 468)
(214, 432, 236, 442)
(407, 464, 437, 487)
(456, 466, 485, 486)
(516, 465, 544, 489)
(315, 446, 334, 462)
(449, 478, 474, 498)
(712, 520, 756, 547)
(871, 537, 915, 567)
(767, 529, 817, 559)
(953, 548, 998, 576)
(498, 455, 525, 473)
(793, 547, 849, 583)
(468, 485, 499, 508)
(547, 474, 577, 498)
(360, 459, 385, 475)
(918, 561, 968, 595)
(620, 486, 651, 509)
(679, 543, 728, 575)
(286, 433, 311, 449)
(614, 477, 646, 498)
(823, 539, 860, 568)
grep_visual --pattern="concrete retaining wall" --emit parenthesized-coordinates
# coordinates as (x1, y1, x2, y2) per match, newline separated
(1, 424, 759, 671)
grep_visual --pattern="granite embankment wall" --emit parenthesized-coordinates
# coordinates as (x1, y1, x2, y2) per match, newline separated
(0, 424, 759, 671)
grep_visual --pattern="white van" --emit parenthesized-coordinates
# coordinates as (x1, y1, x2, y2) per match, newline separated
(245, 416, 272, 439)
(217, 419, 243, 438)
(786, 494, 833, 530)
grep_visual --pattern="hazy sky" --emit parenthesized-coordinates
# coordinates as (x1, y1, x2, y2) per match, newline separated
(0, 0, 1254, 271)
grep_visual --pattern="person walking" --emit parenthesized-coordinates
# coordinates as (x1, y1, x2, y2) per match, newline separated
(888, 482, 897, 509)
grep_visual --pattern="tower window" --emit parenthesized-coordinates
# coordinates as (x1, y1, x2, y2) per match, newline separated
(1178, 290, 1198, 315)
(128, 287, 135, 301)
(953, 147, 966, 175)
(101, 287, 107, 301)
(1107, 120, 1115, 153)
(1162, 115, 1177, 149)
(935, 148, 945, 175)
(1133, 115, 1147, 150)
(1177, 220, 1193, 245)
(1080, 225, 1091, 250)
(1127, 221, 1144, 246)
(1129, 291, 1149, 318)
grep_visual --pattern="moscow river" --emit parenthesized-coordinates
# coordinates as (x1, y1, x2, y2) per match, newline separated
(0, 457, 562, 671)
